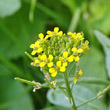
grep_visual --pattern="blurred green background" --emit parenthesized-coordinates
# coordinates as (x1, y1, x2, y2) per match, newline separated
(0, 0, 110, 110)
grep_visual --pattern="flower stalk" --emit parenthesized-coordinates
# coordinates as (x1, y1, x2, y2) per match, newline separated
(64, 71, 77, 110)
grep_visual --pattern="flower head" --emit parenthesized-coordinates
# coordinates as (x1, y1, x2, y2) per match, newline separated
(29, 27, 89, 78)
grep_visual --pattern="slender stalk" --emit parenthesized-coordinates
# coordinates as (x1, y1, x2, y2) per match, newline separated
(77, 85, 110, 108)
(64, 71, 77, 110)
(15, 77, 49, 88)
(25, 51, 34, 61)
(77, 96, 97, 108)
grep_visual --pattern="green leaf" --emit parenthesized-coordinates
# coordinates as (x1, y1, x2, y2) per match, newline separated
(87, 0, 110, 33)
(47, 85, 107, 110)
(0, 3, 48, 59)
(0, 76, 34, 110)
(94, 30, 110, 78)
(0, 0, 21, 18)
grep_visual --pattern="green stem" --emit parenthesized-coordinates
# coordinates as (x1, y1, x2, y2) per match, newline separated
(77, 85, 110, 108)
(77, 96, 97, 108)
(45, 78, 56, 90)
(15, 77, 49, 88)
(25, 51, 34, 61)
(64, 71, 77, 110)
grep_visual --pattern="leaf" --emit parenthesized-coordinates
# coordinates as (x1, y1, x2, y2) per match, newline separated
(47, 85, 107, 110)
(0, 0, 21, 18)
(87, 0, 110, 33)
(0, 76, 35, 110)
(94, 30, 110, 78)
(0, 2, 48, 59)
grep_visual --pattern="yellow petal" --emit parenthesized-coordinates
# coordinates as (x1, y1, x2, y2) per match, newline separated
(58, 31, 63, 36)
(35, 58, 39, 63)
(35, 41, 40, 47)
(62, 62, 67, 67)
(77, 48, 83, 53)
(45, 35, 49, 39)
(54, 27, 59, 33)
(79, 69, 83, 76)
(74, 56, 80, 61)
(38, 33, 44, 39)
(56, 61, 61, 67)
(36, 47, 43, 53)
(67, 32, 73, 35)
(51, 71, 57, 77)
(48, 54, 53, 61)
(73, 77, 78, 84)
(47, 62, 53, 67)
(63, 51, 68, 58)
(68, 55, 74, 62)
(40, 54, 47, 61)
(59, 57, 63, 61)
(60, 66, 66, 72)
(39, 62, 46, 67)
(49, 68, 56, 73)
(72, 47, 77, 53)
(30, 44, 34, 48)
(47, 30, 52, 35)
(31, 62, 36, 66)
(31, 50, 37, 55)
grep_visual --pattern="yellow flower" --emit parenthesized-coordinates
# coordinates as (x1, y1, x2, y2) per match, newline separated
(54, 27, 59, 33)
(38, 33, 44, 39)
(68, 55, 74, 62)
(60, 66, 66, 72)
(49, 68, 57, 77)
(63, 51, 68, 58)
(48, 54, 53, 61)
(73, 77, 78, 84)
(36, 47, 43, 53)
(56, 61, 61, 67)
(74, 56, 80, 61)
(72, 47, 77, 53)
(62, 62, 67, 67)
(77, 48, 83, 53)
(39, 62, 46, 67)
(79, 69, 83, 76)
(47, 62, 53, 67)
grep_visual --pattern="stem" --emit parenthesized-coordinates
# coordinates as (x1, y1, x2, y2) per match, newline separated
(15, 77, 49, 88)
(25, 51, 34, 61)
(77, 96, 97, 108)
(77, 85, 110, 108)
(64, 71, 77, 110)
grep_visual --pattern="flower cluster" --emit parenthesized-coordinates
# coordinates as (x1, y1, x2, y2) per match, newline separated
(30, 27, 89, 84)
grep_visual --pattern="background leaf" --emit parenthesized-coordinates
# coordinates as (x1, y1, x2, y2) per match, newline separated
(0, 0, 21, 18)
(94, 30, 110, 78)
(47, 85, 107, 110)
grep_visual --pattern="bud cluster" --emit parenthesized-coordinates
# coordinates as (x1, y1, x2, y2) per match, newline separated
(30, 27, 89, 83)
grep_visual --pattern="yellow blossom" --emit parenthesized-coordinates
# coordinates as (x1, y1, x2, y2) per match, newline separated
(49, 68, 57, 77)
(38, 33, 44, 39)
(54, 27, 59, 33)
(47, 62, 53, 67)
(60, 66, 66, 72)
(77, 48, 83, 53)
(72, 47, 77, 53)
(68, 55, 74, 62)
(79, 69, 83, 76)
(39, 62, 46, 67)
(56, 61, 61, 67)
(74, 56, 80, 61)
(63, 51, 68, 58)
(74, 77, 78, 84)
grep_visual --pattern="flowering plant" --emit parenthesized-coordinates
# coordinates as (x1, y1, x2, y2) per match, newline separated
(15, 27, 110, 110)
